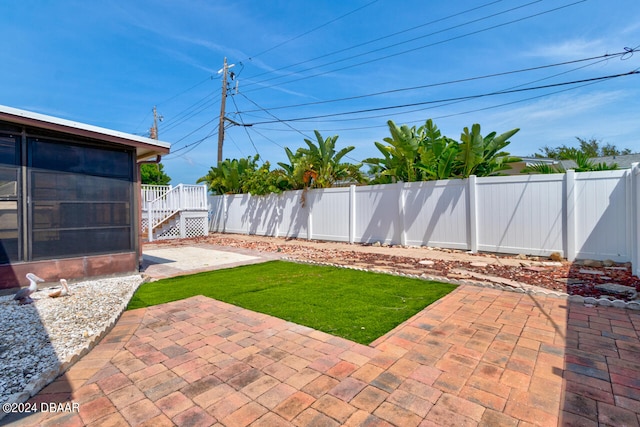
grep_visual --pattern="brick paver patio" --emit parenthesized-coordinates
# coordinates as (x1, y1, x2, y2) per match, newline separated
(5, 285, 640, 426)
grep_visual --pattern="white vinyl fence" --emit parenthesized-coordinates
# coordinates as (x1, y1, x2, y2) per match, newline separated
(209, 164, 640, 276)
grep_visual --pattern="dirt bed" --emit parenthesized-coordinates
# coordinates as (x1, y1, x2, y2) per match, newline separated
(145, 234, 640, 301)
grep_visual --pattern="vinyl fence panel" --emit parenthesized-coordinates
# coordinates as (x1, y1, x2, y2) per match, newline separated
(224, 194, 251, 234)
(307, 187, 351, 242)
(574, 170, 629, 261)
(209, 195, 224, 232)
(277, 190, 308, 239)
(353, 184, 402, 245)
(402, 180, 469, 249)
(207, 167, 640, 271)
(245, 193, 281, 236)
(476, 174, 565, 256)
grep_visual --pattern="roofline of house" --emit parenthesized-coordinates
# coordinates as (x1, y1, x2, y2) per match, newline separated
(0, 104, 171, 160)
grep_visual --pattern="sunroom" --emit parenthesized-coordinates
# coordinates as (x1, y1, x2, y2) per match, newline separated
(0, 105, 170, 290)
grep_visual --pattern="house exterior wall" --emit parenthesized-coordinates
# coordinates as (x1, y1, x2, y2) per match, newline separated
(0, 252, 138, 289)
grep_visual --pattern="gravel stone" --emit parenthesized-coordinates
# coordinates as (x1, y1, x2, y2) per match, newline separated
(0, 275, 143, 407)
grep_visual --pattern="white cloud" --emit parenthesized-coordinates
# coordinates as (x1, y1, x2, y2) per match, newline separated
(526, 38, 607, 60)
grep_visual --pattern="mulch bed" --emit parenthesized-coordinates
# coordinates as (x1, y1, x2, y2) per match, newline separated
(146, 235, 640, 301)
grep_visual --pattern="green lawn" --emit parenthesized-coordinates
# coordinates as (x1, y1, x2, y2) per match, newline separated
(128, 260, 456, 344)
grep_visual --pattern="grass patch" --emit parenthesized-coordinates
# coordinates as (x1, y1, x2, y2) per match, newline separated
(128, 261, 456, 345)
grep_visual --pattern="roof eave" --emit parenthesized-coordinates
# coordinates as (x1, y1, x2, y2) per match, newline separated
(0, 105, 170, 162)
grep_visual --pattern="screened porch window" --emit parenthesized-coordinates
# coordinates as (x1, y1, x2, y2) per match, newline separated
(29, 138, 134, 259)
(0, 133, 20, 263)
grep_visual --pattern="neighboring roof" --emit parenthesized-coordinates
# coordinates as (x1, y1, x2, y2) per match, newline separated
(516, 157, 561, 165)
(0, 104, 170, 161)
(559, 153, 640, 170)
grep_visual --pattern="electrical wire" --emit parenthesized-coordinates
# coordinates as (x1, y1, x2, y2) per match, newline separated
(160, 93, 220, 132)
(243, 71, 639, 125)
(244, 0, 543, 89)
(245, 0, 504, 81)
(248, 52, 624, 125)
(237, 50, 630, 114)
(242, 1, 586, 93)
(172, 118, 218, 144)
(230, 95, 261, 157)
(257, 71, 636, 134)
(246, 0, 380, 61)
(238, 93, 313, 140)
(163, 124, 219, 160)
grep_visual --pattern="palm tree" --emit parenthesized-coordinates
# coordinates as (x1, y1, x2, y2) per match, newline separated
(296, 130, 364, 188)
(416, 119, 460, 180)
(197, 155, 259, 194)
(366, 120, 520, 182)
(363, 120, 424, 183)
(457, 124, 520, 178)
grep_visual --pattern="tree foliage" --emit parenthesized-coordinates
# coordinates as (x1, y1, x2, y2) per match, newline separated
(140, 163, 171, 185)
(197, 155, 260, 195)
(364, 119, 520, 183)
(536, 137, 632, 159)
(524, 137, 627, 174)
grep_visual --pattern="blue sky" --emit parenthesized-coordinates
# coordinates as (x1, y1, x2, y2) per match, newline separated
(1, 0, 639, 184)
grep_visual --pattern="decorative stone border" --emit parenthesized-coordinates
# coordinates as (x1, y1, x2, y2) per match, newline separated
(283, 257, 640, 311)
(0, 275, 149, 421)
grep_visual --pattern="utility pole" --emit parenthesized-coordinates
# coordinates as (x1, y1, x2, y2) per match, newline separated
(217, 58, 229, 164)
(217, 58, 236, 164)
(149, 106, 162, 140)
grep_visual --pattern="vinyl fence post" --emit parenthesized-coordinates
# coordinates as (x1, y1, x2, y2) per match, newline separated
(397, 182, 406, 246)
(275, 194, 281, 238)
(307, 191, 313, 240)
(565, 170, 576, 261)
(631, 163, 640, 276)
(349, 185, 356, 244)
(468, 175, 478, 253)
(222, 194, 228, 233)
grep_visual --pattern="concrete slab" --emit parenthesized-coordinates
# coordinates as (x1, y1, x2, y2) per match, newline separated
(142, 244, 282, 280)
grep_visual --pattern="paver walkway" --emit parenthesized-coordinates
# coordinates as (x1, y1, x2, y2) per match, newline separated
(5, 284, 639, 426)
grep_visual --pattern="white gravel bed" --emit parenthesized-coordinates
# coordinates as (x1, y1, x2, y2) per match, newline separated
(0, 275, 144, 410)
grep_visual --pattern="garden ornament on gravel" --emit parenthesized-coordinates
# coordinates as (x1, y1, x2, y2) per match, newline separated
(49, 279, 71, 298)
(13, 273, 44, 304)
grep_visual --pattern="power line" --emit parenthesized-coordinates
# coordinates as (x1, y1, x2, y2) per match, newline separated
(166, 48, 635, 154)
(172, 118, 218, 144)
(244, 0, 541, 89)
(245, 0, 504, 81)
(246, 0, 380, 61)
(239, 93, 312, 140)
(237, 50, 629, 114)
(163, 124, 219, 160)
(230, 94, 260, 157)
(243, 71, 639, 125)
(254, 73, 626, 134)
(160, 94, 219, 132)
(249, 52, 624, 125)
(243, 1, 586, 93)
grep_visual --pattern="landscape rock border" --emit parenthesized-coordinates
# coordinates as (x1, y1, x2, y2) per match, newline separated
(283, 257, 640, 311)
(0, 275, 147, 421)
